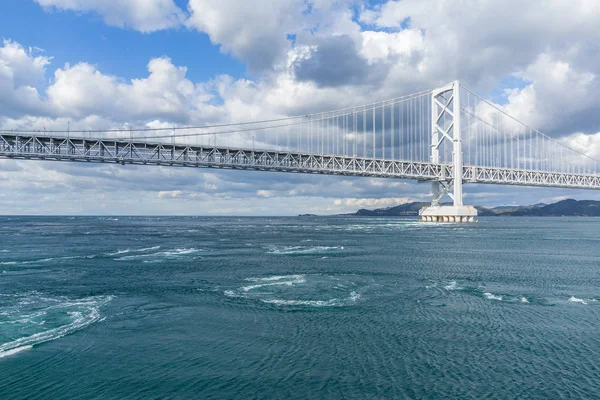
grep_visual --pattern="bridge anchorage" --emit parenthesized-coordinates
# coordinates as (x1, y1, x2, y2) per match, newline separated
(420, 81, 477, 223)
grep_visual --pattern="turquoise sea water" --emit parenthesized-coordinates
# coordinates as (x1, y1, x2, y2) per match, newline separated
(0, 216, 599, 399)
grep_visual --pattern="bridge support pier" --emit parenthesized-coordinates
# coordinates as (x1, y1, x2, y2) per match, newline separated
(419, 206, 477, 223)
(420, 81, 478, 223)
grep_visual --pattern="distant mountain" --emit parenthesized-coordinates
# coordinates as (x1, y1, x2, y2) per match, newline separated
(504, 199, 600, 216)
(352, 202, 427, 216)
(331, 199, 600, 217)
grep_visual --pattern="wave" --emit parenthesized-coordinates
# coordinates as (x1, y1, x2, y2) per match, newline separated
(115, 248, 201, 261)
(3, 254, 99, 266)
(106, 249, 131, 256)
(0, 295, 113, 359)
(483, 292, 503, 301)
(262, 298, 338, 307)
(261, 291, 361, 307)
(106, 246, 160, 257)
(163, 248, 199, 256)
(266, 246, 344, 255)
(430, 280, 537, 305)
(444, 281, 460, 291)
(242, 276, 306, 292)
(569, 296, 588, 305)
(0, 345, 32, 358)
(246, 275, 305, 282)
(225, 274, 364, 308)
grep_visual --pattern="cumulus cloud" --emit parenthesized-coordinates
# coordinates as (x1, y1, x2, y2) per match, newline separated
(34, 0, 185, 32)
(47, 57, 199, 122)
(186, 0, 307, 72)
(0, 40, 51, 118)
(3, 0, 600, 215)
(503, 53, 598, 135)
(561, 132, 600, 160)
(0, 39, 215, 129)
(291, 35, 379, 87)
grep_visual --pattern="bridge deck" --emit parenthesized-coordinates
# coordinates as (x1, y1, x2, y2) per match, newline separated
(1, 133, 599, 190)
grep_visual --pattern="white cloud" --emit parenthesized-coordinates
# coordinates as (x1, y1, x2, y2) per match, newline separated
(158, 190, 184, 198)
(0, 40, 50, 117)
(359, 30, 424, 64)
(256, 190, 275, 198)
(34, 0, 185, 32)
(4, 1, 600, 215)
(503, 53, 597, 134)
(332, 197, 415, 208)
(186, 0, 307, 71)
(47, 57, 200, 122)
(561, 132, 600, 160)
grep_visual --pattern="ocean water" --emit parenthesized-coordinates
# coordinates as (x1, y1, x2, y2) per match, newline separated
(0, 216, 599, 399)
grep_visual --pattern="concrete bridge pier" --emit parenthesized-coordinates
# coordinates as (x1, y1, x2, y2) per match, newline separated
(420, 81, 478, 223)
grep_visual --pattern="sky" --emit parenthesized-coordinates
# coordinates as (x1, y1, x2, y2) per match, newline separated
(1, 0, 600, 215)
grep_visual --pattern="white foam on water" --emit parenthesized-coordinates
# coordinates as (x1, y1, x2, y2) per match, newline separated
(444, 281, 460, 291)
(262, 291, 361, 307)
(242, 276, 306, 292)
(108, 247, 163, 257)
(165, 248, 200, 256)
(0, 345, 32, 358)
(484, 292, 503, 301)
(0, 262, 17, 265)
(261, 298, 339, 307)
(137, 246, 161, 252)
(228, 274, 365, 308)
(242, 281, 295, 292)
(107, 249, 131, 256)
(246, 275, 305, 282)
(18, 254, 97, 265)
(1, 310, 47, 325)
(520, 296, 530, 303)
(267, 246, 344, 255)
(42, 257, 65, 263)
(116, 247, 200, 261)
(569, 296, 587, 305)
(0, 295, 113, 359)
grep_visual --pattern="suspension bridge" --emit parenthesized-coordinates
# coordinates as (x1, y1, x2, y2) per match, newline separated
(1, 81, 599, 222)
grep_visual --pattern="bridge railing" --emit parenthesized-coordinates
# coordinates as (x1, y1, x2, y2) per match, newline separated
(1, 83, 599, 179)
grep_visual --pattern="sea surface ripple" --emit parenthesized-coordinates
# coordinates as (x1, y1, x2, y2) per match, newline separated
(0, 216, 599, 399)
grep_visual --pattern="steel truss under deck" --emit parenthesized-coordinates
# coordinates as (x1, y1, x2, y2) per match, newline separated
(0, 133, 599, 190)
(0, 134, 447, 181)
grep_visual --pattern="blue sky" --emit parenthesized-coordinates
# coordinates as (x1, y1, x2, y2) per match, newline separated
(0, 1, 244, 82)
(0, 0, 599, 215)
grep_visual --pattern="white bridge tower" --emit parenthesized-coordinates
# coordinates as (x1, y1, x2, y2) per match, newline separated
(420, 81, 478, 223)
